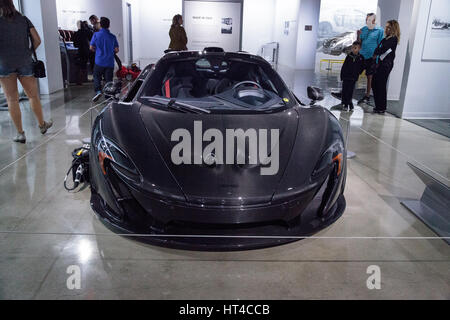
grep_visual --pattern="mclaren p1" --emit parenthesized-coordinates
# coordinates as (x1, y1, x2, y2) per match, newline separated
(89, 49, 347, 250)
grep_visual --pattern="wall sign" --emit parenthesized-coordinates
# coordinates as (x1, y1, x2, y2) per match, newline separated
(183, 0, 243, 52)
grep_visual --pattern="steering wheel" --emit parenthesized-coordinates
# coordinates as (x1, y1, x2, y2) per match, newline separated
(232, 81, 263, 91)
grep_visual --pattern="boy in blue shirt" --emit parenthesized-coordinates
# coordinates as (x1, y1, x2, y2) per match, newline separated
(90, 17, 119, 94)
(357, 13, 384, 104)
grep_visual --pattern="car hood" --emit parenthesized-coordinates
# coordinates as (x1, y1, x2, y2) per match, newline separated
(139, 105, 299, 206)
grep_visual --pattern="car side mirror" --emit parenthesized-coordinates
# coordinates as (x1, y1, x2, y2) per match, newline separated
(103, 80, 122, 100)
(307, 86, 324, 102)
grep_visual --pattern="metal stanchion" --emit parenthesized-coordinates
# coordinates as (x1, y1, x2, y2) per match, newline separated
(83, 93, 107, 145)
(344, 111, 356, 159)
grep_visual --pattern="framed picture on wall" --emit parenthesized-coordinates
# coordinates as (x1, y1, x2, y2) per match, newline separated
(422, 0, 450, 61)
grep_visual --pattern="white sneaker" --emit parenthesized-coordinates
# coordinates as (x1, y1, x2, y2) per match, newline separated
(13, 132, 26, 144)
(39, 120, 53, 135)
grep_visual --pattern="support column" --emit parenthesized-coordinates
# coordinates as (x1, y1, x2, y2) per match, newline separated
(22, 0, 63, 95)
(295, 0, 321, 70)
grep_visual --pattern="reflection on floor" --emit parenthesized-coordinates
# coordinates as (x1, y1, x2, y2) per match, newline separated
(0, 71, 449, 299)
(406, 119, 450, 139)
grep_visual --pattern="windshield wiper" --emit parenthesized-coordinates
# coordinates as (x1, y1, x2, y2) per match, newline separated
(142, 96, 210, 114)
(167, 99, 211, 114)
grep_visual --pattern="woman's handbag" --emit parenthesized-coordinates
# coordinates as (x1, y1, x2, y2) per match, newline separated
(26, 18, 46, 78)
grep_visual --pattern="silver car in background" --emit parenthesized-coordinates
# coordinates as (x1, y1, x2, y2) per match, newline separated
(320, 32, 357, 56)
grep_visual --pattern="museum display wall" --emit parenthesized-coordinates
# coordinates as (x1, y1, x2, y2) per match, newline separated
(49, 0, 450, 119)
(399, 0, 450, 119)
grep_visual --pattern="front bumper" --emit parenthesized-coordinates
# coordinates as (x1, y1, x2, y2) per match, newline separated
(91, 191, 345, 251)
(90, 163, 346, 251)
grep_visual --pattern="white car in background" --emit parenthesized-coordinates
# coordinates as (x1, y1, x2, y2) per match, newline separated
(319, 32, 357, 56)
(318, 8, 367, 38)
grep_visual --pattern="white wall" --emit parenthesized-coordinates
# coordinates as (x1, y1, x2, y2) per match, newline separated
(23, 0, 63, 94)
(400, 0, 450, 119)
(242, 0, 275, 55)
(295, 0, 320, 70)
(273, 0, 301, 68)
(56, 0, 125, 61)
(133, 0, 182, 62)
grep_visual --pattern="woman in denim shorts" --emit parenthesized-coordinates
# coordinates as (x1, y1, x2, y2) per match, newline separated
(0, 0, 52, 143)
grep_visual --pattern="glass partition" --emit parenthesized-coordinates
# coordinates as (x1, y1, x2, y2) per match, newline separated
(316, 0, 378, 73)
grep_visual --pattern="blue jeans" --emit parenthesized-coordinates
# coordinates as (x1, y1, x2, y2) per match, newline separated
(0, 63, 34, 77)
(93, 64, 114, 92)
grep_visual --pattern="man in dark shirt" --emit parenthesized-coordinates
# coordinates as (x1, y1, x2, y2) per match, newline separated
(87, 15, 99, 72)
(340, 41, 364, 111)
(90, 17, 119, 93)
(89, 15, 100, 33)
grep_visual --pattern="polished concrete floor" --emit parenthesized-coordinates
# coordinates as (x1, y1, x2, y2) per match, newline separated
(406, 119, 450, 139)
(0, 71, 449, 300)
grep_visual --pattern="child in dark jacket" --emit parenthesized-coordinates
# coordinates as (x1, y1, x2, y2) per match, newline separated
(341, 41, 364, 110)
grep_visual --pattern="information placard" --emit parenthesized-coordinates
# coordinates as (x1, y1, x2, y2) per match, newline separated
(184, 1, 242, 52)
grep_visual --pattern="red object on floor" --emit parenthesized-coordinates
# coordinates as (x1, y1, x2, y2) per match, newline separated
(116, 66, 141, 81)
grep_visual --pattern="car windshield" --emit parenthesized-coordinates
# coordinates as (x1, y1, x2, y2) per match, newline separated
(140, 55, 295, 112)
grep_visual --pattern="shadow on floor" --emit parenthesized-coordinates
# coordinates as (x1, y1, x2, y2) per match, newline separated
(406, 119, 450, 139)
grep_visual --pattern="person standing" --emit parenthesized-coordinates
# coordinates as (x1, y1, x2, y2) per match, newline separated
(73, 21, 92, 85)
(0, 0, 52, 144)
(168, 14, 188, 51)
(90, 17, 119, 94)
(340, 41, 364, 111)
(88, 15, 100, 72)
(357, 13, 384, 105)
(372, 20, 400, 115)
(89, 15, 100, 33)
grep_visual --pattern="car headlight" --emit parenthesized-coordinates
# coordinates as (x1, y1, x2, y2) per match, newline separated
(93, 123, 139, 178)
(313, 141, 344, 177)
(97, 138, 137, 175)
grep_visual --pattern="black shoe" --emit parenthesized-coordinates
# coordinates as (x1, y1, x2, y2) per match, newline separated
(373, 109, 385, 114)
(358, 96, 370, 105)
(343, 104, 354, 112)
(331, 91, 342, 99)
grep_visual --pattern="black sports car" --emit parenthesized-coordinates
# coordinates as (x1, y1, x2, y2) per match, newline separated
(90, 50, 347, 251)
